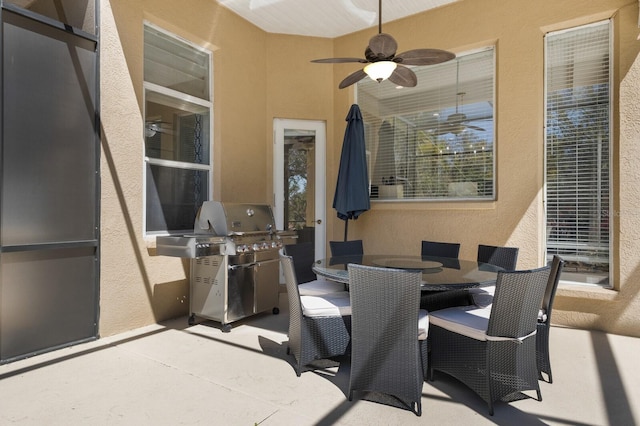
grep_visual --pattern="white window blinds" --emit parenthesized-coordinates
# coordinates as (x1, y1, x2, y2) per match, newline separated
(545, 21, 611, 286)
(357, 48, 495, 201)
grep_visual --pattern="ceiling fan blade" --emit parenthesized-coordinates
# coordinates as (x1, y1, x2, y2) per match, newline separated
(394, 48, 456, 66)
(431, 123, 452, 136)
(366, 33, 397, 60)
(338, 69, 368, 89)
(388, 65, 417, 87)
(311, 57, 368, 64)
(451, 125, 466, 135)
(466, 124, 486, 132)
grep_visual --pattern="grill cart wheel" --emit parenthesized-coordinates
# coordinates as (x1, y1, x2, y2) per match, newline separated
(273, 307, 280, 315)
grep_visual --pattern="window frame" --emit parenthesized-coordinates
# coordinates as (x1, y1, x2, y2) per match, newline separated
(142, 23, 213, 237)
(356, 47, 496, 202)
(543, 20, 613, 287)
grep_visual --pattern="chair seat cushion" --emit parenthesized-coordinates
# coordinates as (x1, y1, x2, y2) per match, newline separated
(468, 285, 495, 308)
(301, 291, 351, 317)
(418, 309, 429, 340)
(430, 305, 538, 342)
(298, 279, 345, 296)
(430, 305, 491, 341)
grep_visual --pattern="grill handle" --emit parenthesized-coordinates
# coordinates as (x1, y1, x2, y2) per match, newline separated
(229, 262, 257, 271)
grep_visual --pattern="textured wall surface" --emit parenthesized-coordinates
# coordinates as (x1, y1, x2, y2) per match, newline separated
(99, 0, 640, 338)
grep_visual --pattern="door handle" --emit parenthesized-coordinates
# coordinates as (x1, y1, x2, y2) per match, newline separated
(316, 219, 322, 224)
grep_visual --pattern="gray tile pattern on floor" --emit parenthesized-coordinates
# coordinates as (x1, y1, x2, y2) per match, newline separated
(1, 294, 639, 425)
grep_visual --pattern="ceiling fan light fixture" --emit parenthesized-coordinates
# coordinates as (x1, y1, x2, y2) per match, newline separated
(310, 0, 454, 89)
(364, 61, 397, 82)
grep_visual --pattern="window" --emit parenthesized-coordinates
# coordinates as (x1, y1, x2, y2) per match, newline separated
(143, 24, 212, 235)
(357, 48, 495, 201)
(544, 21, 611, 286)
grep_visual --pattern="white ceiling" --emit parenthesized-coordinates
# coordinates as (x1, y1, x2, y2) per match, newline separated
(216, 0, 460, 38)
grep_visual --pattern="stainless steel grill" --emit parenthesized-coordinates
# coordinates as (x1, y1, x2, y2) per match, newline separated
(157, 201, 296, 332)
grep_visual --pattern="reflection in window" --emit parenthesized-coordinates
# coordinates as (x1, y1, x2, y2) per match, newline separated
(357, 48, 495, 201)
(145, 92, 210, 164)
(144, 24, 212, 235)
(146, 164, 209, 232)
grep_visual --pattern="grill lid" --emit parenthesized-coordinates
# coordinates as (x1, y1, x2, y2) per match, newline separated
(195, 201, 277, 236)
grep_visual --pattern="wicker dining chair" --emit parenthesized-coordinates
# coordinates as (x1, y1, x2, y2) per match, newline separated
(428, 265, 551, 415)
(283, 243, 345, 295)
(419, 288, 470, 312)
(280, 254, 351, 376)
(347, 263, 428, 416)
(477, 244, 519, 270)
(537, 255, 565, 383)
(469, 244, 520, 307)
(329, 240, 364, 257)
(420, 240, 461, 258)
(283, 242, 317, 284)
(419, 240, 467, 311)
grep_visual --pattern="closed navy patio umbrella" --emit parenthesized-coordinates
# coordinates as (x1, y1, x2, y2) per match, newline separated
(333, 104, 370, 241)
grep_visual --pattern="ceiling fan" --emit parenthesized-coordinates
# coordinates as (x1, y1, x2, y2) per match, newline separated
(311, 0, 455, 89)
(433, 92, 487, 135)
(145, 120, 173, 138)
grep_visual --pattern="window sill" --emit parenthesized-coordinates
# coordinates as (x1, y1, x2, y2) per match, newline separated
(370, 200, 497, 211)
(557, 282, 617, 301)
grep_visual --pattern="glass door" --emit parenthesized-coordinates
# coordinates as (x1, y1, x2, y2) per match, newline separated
(274, 119, 326, 260)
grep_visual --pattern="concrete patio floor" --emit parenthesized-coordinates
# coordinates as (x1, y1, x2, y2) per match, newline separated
(1, 293, 639, 426)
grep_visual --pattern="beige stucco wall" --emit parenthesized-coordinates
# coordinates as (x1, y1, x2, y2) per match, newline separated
(100, 0, 270, 336)
(325, 0, 640, 337)
(99, 0, 640, 338)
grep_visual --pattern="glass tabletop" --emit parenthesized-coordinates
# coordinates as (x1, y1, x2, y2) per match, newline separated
(312, 254, 503, 291)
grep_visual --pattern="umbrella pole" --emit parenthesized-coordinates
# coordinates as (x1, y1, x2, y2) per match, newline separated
(344, 219, 348, 242)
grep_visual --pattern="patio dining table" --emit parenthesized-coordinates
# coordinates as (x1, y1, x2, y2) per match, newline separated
(312, 254, 503, 291)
